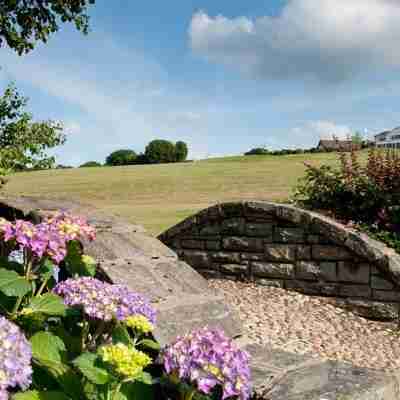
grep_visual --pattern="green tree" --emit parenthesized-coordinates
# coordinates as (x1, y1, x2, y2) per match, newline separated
(352, 131, 364, 145)
(0, 83, 66, 172)
(79, 160, 101, 168)
(105, 149, 137, 166)
(145, 139, 176, 164)
(0, 0, 96, 55)
(175, 141, 188, 162)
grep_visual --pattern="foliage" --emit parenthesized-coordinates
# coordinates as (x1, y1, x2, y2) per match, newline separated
(79, 161, 101, 168)
(0, 212, 251, 400)
(0, 0, 96, 55)
(105, 149, 137, 166)
(294, 148, 400, 251)
(244, 148, 269, 156)
(174, 141, 188, 162)
(0, 83, 65, 173)
(145, 140, 176, 164)
(351, 131, 364, 145)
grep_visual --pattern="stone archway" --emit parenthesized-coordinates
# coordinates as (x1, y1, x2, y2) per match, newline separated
(159, 201, 400, 320)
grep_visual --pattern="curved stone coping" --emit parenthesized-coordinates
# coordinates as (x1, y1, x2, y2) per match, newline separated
(159, 201, 400, 286)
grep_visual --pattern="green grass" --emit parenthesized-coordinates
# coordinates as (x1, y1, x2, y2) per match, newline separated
(2, 152, 344, 235)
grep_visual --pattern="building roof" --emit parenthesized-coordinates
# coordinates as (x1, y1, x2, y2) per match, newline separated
(375, 127, 400, 139)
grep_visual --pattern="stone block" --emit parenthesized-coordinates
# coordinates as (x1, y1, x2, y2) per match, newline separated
(199, 270, 221, 279)
(252, 262, 295, 279)
(181, 239, 205, 250)
(339, 284, 371, 298)
(211, 252, 241, 264)
(220, 264, 249, 276)
(297, 245, 311, 260)
(320, 284, 339, 296)
(337, 262, 370, 284)
(371, 275, 395, 290)
(220, 202, 244, 218)
(372, 290, 400, 302)
(295, 261, 333, 281)
(274, 227, 305, 243)
(285, 280, 321, 295)
(241, 253, 265, 261)
(199, 223, 221, 236)
(245, 222, 274, 238)
(307, 234, 320, 244)
(181, 251, 211, 269)
(312, 245, 353, 261)
(222, 237, 263, 252)
(205, 240, 221, 251)
(276, 205, 313, 226)
(319, 262, 338, 281)
(244, 201, 277, 219)
(221, 218, 245, 235)
(264, 244, 296, 262)
(311, 215, 349, 244)
(254, 278, 284, 288)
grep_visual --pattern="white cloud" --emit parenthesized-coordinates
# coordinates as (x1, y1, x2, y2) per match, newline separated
(190, 0, 400, 82)
(64, 121, 81, 135)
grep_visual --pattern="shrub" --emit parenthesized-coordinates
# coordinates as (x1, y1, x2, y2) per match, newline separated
(105, 149, 137, 166)
(294, 148, 400, 236)
(175, 141, 188, 162)
(145, 139, 176, 164)
(79, 161, 102, 168)
(244, 147, 269, 156)
(0, 213, 252, 400)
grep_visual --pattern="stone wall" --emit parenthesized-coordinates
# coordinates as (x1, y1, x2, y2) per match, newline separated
(159, 201, 400, 319)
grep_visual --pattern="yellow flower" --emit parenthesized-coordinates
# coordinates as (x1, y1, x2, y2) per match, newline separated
(204, 364, 224, 381)
(99, 343, 151, 379)
(82, 255, 96, 265)
(125, 315, 154, 334)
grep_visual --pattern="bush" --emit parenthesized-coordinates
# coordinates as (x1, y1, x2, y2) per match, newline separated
(79, 161, 102, 168)
(105, 149, 137, 166)
(145, 140, 176, 164)
(293, 148, 400, 240)
(175, 141, 188, 162)
(0, 214, 252, 400)
(244, 147, 269, 156)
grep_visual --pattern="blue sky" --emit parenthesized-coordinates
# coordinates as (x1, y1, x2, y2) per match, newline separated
(1, 0, 400, 165)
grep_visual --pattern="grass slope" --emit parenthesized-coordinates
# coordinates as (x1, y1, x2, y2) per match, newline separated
(3, 153, 342, 235)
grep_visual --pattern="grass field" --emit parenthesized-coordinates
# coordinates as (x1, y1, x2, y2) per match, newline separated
(2, 152, 344, 235)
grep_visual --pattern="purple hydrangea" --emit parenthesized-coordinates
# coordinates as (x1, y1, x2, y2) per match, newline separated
(0, 213, 96, 264)
(0, 316, 32, 396)
(161, 327, 251, 400)
(53, 277, 156, 324)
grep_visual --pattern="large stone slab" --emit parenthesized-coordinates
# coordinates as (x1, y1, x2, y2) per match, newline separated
(246, 344, 400, 399)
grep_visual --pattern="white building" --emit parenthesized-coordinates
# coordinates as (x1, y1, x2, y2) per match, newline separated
(374, 127, 400, 149)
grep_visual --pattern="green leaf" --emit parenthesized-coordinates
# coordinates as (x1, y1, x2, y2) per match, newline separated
(112, 325, 133, 346)
(12, 390, 71, 400)
(0, 255, 24, 274)
(135, 371, 153, 385)
(73, 353, 111, 385)
(37, 259, 56, 281)
(0, 268, 31, 297)
(139, 339, 161, 351)
(64, 241, 96, 277)
(23, 293, 66, 316)
(30, 331, 67, 364)
(117, 381, 154, 400)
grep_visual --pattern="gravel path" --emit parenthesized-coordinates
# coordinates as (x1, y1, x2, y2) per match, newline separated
(208, 279, 400, 371)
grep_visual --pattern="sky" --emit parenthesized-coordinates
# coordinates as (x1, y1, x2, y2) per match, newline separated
(1, 0, 400, 165)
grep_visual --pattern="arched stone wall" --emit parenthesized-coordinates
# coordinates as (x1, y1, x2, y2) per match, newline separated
(159, 201, 400, 319)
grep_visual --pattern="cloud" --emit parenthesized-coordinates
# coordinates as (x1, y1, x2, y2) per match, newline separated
(189, 0, 400, 82)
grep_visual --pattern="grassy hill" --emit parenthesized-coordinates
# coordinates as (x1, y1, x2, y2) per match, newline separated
(2, 152, 343, 235)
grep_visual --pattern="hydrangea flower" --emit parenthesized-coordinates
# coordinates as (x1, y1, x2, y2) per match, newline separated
(0, 316, 32, 397)
(99, 343, 151, 379)
(161, 327, 251, 400)
(124, 315, 154, 334)
(0, 213, 96, 264)
(53, 277, 156, 324)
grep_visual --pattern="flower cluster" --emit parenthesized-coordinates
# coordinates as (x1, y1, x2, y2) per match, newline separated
(124, 315, 154, 334)
(0, 213, 96, 264)
(0, 316, 32, 399)
(99, 343, 151, 380)
(161, 327, 251, 400)
(53, 277, 156, 323)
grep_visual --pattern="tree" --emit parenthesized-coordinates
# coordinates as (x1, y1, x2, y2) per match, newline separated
(175, 141, 188, 162)
(245, 147, 269, 156)
(79, 161, 101, 168)
(145, 139, 176, 164)
(105, 149, 137, 166)
(0, 0, 96, 55)
(352, 131, 364, 145)
(0, 83, 65, 171)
